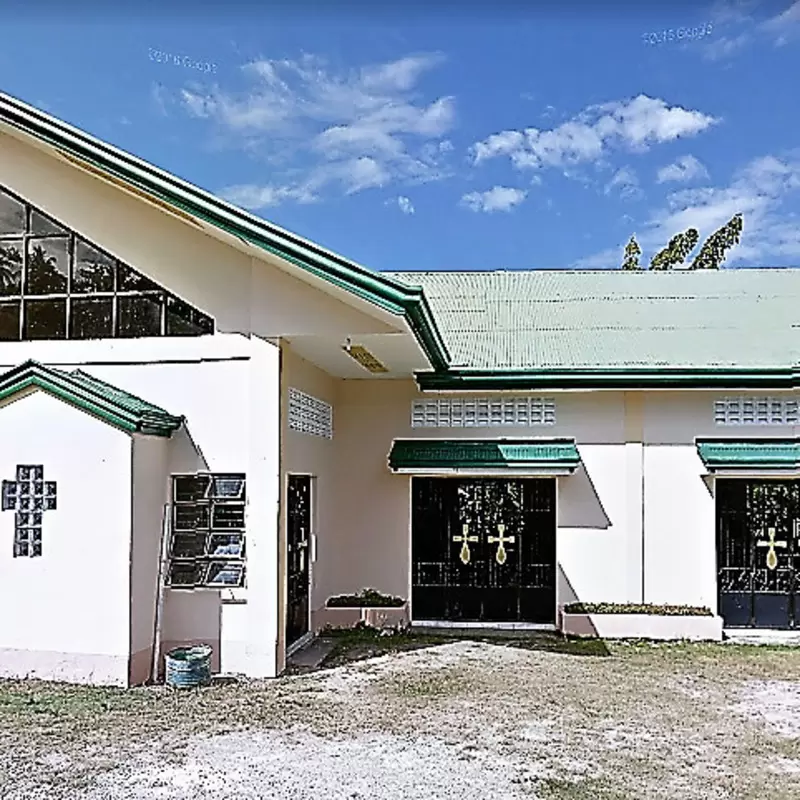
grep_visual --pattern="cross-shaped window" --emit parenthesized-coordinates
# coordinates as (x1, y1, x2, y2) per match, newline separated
(2, 465, 57, 558)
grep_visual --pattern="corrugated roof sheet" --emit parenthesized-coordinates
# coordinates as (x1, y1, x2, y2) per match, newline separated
(386, 269, 800, 370)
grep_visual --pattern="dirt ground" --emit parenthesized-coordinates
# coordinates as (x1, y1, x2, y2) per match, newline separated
(3, 635, 800, 799)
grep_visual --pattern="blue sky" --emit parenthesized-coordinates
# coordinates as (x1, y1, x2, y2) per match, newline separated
(1, 0, 799, 271)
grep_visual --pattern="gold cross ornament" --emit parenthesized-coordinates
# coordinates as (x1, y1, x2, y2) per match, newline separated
(488, 523, 516, 565)
(757, 527, 787, 571)
(453, 523, 478, 565)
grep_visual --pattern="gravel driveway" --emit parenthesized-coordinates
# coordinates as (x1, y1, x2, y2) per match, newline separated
(3, 639, 800, 799)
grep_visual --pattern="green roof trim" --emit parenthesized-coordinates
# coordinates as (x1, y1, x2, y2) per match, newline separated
(388, 438, 581, 471)
(0, 360, 183, 437)
(0, 92, 450, 372)
(696, 438, 800, 470)
(416, 366, 800, 391)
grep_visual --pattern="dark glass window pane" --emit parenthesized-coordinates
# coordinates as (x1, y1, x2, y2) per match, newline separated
(173, 475, 210, 503)
(169, 561, 207, 586)
(211, 504, 245, 530)
(166, 295, 213, 336)
(118, 262, 160, 292)
(70, 297, 113, 339)
(0, 191, 25, 236)
(25, 239, 69, 295)
(171, 532, 208, 558)
(117, 294, 163, 337)
(24, 299, 67, 339)
(0, 240, 22, 296)
(206, 561, 245, 587)
(210, 476, 246, 500)
(0, 301, 20, 340)
(72, 240, 115, 293)
(173, 504, 210, 530)
(208, 534, 244, 558)
(30, 210, 68, 237)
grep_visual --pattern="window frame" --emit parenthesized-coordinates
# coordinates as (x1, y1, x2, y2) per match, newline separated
(167, 473, 247, 590)
(0, 185, 215, 340)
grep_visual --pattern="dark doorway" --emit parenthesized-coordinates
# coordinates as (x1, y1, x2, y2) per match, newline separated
(286, 475, 312, 647)
(717, 479, 800, 629)
(411, 478, 556, 624)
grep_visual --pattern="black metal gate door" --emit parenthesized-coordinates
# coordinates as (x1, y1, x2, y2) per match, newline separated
(412, 478, 556, 624)
(286, 475, 311, 646)
(717, 479, 800, 629)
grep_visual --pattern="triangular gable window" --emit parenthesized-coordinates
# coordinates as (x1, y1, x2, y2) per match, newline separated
(0, 185, 214, 340)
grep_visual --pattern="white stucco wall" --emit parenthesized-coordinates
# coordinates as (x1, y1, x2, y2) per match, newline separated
(323, 383, 800, 624)
(0, 389, 132, 685)
(130, 434, 169, 685)
(642, 390, 799, 612)
(279, 345, 339, 657)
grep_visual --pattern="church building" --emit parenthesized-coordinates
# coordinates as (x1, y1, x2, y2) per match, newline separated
(1, 91, 799, 686)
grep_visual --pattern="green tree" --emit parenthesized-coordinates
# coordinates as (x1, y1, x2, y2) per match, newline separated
(689, 213, 744, 270)
(621, 235, 642, 270)
(649, 228, 700, 270)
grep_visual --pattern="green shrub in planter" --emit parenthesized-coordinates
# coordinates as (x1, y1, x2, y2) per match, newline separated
(563, 602, 712, 617)
(326, 588, 406, 608)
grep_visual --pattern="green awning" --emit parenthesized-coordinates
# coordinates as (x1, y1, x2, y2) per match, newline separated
(388, 438, 581, 473)
(696, 438, 800, 470)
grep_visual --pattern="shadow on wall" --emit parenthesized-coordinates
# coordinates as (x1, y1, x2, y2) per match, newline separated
(158, 421, 224, 677)
(556, 562, 600, 637)
(558, 463, 611, 529)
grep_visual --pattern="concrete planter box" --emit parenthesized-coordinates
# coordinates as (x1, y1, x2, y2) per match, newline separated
(313, 603, 410, 632)
(562, 612, 724, 641)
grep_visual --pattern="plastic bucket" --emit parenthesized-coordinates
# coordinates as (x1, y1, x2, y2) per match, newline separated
(165, 644, 212, 688)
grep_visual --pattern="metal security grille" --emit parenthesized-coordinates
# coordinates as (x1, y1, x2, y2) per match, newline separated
(714, 397, 800, 426)
(286, 475, 311, 646)
(412, 478, 556, 624)
(717, 479, 800, 629)
(288, 388, 333, 439)
(411, 397, 556, 428)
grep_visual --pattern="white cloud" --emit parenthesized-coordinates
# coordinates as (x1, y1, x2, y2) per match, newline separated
(656, 155, 710, 184)
(574, 152, 800, 268)
(216, 183, 317, 209)
(181, 53, 455, 208)
(762, 0, 800, 45)
(461, 186, 527, 213)
(386, 195, 415, 214)
(703, 1, 800, 60)
(470, 95, 718, 174)
(604, 166, 642, 199)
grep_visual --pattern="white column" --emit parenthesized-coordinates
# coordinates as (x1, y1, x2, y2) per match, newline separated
(244, 334, 281, 678)
(624, 393, 645, 603)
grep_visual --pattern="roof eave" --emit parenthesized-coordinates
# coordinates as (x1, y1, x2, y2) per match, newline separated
(0, 93, 451, 372)
(415, 366, 800, 391)
(0, 361, 181, 437)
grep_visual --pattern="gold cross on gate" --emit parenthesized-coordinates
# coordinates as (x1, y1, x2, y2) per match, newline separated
(757, 527, 787, 571)
(453, 523, 478, 565)
(488, 523, 516, 566)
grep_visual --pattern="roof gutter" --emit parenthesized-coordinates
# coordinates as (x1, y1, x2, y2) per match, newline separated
(415, 365, 800, 391)
(0, 93, 451, 372)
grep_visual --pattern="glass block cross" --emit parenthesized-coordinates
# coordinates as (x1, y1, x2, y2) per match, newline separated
(2, 465, 57, 558)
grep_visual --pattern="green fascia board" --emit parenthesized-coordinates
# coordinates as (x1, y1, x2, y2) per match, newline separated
(388, 438, 581, 470)
(0, 361, 183, 437)
(696, 438, 800, 469)
(416, 365, 800, 391)
(0, 93, 450, 372)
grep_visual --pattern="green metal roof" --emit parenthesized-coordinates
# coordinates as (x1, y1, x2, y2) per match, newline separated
(0, 91, 450, 372)
(388, 270, 800, 385)
(0, 360, 183, 437)
(388, 438, 581, 471)
(696, 438, 800, 470)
